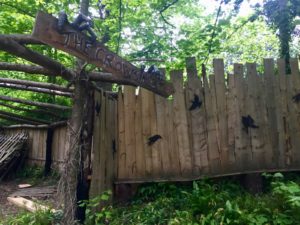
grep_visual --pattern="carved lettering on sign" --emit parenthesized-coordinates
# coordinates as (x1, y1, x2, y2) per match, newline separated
(32, 11, 174, 97)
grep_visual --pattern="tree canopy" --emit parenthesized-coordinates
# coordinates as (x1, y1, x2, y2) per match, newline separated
(0, 0, 299, 124)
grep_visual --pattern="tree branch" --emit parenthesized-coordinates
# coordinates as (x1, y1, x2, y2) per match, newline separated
(0, 95, 71, 111)
(0, 35, 74, 80)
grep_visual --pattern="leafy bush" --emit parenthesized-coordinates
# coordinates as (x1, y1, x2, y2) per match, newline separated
(1, 209, 58, 225)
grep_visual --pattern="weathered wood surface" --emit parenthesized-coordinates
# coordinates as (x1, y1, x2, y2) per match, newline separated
(32, 11, 174, 97)
(10, 186, 56, 198)
(4, 126, 67, 169)
(90, 90, 116, 200)
(115, 58, 300, 182)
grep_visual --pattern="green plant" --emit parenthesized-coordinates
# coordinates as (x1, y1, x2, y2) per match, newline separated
(79, 190, 113, 225)
(2, 209, 56, 225)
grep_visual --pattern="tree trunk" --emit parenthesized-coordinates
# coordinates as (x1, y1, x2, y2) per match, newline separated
(59, 76, 90, 224)
(60, 0, 94, 223)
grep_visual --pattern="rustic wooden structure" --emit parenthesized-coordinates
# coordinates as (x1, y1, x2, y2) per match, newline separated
(114, 58, 300, 182)
(7, 57, 300, 197)
(0, 132, 28, 180)
(4, 126, 67, 169)
(32, 11, 174, 97)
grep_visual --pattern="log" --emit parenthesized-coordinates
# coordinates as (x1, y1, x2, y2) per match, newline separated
(0, 95, 71, 111)
(1, 120, 67, 129)
(1, 34, 43, 45)
(0, 109, 50, 124)
(0, 62, 55, 76)
(0, 101, 68, 119)
(0, 35, 74, 80)
(0, 77, 72, 92)
(0, 83, 72, 97)
(32, 11, 174, 97)
(7, 197, 56, 213)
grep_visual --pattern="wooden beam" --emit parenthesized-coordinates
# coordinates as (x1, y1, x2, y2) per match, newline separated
(0, 83, 72, 97)
(1, 120, 67, 129)
(0, 35, 74, 80)
(0, 101, 68, 119)
(0, 112, 43, 125)
(0, 109, 50, 124)
(0, 77, 72, 92)
(0, 62, 55, 76)
(0, 95, 71, 111)
(3, 34, 43, 45)
(32, 11, 174, 97)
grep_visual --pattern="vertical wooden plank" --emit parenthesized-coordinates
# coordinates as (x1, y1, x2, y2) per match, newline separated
(149, 91, 162, 177)
(287, 59, 300, 166)
(134, 90, 144, 178)
(140, 88, 153, 177)
(213, 59, 229, 171)
(226, 73, 236, 168)
(246, 63, 265, 170)
(155, 68, 171, 177)
(233, 64, 251, 172)
(89, 91, 102, 198)
(264, 59, 277, 168)
(278, 59, 291, 167)
(204, 73, 221, 174)
(123, 86, 137, 178)
(104, 95, 114, 191)
(165, 98, 181, 177)
(117, 89, 126, 179)
(171, 70, 192, 175)
(185, 58, 208, 175)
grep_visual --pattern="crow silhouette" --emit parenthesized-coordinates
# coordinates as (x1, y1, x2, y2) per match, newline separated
(148, 135, 162, 146)
(242, 115, 259, 133)
(292, 93, 300, 103)
(189, 94, 202, 111)
(95, 101, 101, 116)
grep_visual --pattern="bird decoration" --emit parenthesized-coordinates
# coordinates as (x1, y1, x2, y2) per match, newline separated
(189, 94, 202, 111)
(147, 134, 162, 146)
(242, 115, 259, 133)
(292, 93, 300, 103)
(95, 101, 101, 116)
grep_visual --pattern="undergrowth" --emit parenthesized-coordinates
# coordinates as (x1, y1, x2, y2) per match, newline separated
(2, 173, 300, 225)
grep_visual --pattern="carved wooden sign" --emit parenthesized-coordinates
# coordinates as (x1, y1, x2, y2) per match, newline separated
(32, 11, 174, 97)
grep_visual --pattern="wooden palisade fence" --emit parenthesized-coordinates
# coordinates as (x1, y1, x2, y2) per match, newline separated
(4, 57, 300, 195)
(115, 57, 300, 183)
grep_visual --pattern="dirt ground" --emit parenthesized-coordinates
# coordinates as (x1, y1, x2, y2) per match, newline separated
(0, 178, 58, 221)
(0, 180, 20, 220)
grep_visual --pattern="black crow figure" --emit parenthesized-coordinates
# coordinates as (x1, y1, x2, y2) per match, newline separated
(189, 94, 202, 111)
(242, 115, 259, 133)
(292, 93, 300, 103)
(95, 101, 101, 116)
(148, 135, 162, 146)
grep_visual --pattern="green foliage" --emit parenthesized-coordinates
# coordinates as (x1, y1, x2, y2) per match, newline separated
(15, 165, 59, 185)
(1, 209, 58, 225)
(2, 174, 300, 225)
(79, 190, 113, 225)
(101, 174, 300, 225)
